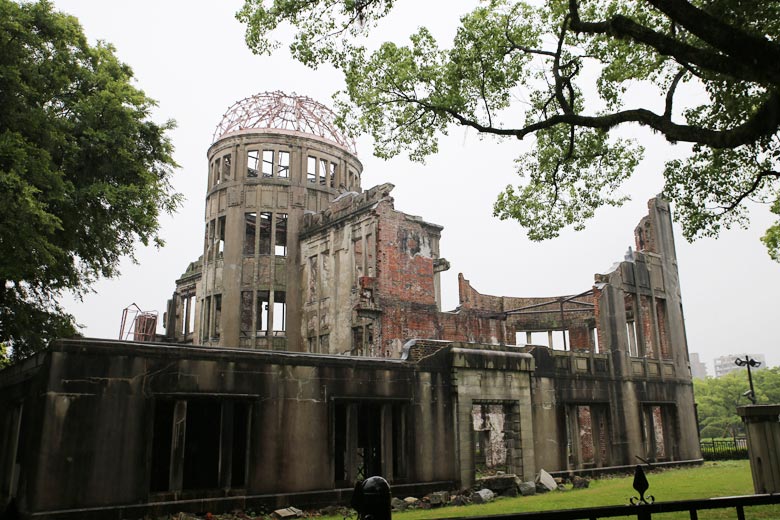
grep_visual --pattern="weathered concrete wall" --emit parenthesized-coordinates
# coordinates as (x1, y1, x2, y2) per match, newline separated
(447, 346, 535, 487)
(3, 339, 522, 515)
(199, 130, 363, 352)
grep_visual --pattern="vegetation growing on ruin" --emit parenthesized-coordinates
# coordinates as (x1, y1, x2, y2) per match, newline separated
(0, 0, 180, 357)
(238, 0, 780, 260)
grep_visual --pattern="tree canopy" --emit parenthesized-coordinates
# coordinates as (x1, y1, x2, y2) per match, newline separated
(695, 367, 780, 438)
(0, 0, 180, 358)
(238, 0, 780, 259)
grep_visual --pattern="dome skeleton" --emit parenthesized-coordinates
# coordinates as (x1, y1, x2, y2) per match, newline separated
(213, 91, 357, 155)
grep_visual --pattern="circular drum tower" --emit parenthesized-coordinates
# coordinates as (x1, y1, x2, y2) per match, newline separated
(200, 92, 363, 350)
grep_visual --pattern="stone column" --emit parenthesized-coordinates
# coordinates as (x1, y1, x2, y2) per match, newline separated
(737, 404, 780, 493)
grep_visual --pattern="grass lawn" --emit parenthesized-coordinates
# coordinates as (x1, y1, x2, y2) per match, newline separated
(335, 461, 779, 520)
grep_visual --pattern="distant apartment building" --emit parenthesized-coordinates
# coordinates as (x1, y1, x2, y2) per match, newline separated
(714, 353, 767, 378)
(690, 352, 708, 379)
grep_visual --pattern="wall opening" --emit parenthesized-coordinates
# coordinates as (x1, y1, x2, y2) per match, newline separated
(150, 400, 250, 493)
(277, 151, 290, 178)
(333, 400, 407, 486)
(149, 400, 174, 492)
(642, 404, 676, 462)
(273, 291, 286, 334)
(275, 213, 288, 256)
(244, 213, 256, 255)
(568, 404, 610, 469)
(262, 150, 274, 177)
(182, 401, 221, 489)
(259, 212, 272, 255)
(470, 401, 523, 480)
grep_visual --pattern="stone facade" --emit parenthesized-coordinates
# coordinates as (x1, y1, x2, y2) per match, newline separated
(0, 94, 702, 519)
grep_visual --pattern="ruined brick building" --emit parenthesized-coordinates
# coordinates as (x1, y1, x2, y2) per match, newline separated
(0, 93, 701, 519)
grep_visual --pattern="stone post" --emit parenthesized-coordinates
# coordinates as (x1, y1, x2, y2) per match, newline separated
(737, 405, 780, 493)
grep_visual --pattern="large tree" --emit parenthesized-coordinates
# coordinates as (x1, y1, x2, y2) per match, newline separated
(238, 0, 780, 258)
(695, 367, 780, 438)
(0, 0, 180, 358)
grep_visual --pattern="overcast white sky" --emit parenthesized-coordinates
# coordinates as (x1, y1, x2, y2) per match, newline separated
(54, 0, 779, 374)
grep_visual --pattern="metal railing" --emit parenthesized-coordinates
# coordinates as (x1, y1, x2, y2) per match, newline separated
(442, 493, 780, 520)
(700, 438, 749, 460)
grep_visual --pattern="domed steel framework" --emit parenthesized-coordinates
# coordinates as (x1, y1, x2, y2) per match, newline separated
(213, 91, 357, 154)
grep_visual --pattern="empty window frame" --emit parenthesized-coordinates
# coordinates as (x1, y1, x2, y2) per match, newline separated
(216, 216, 226, 258)
(150, 400, 250, 493)
(551, 330, 570, 350)
(626, 321, 639, 357)
(244, 212, 256, 255)
(258, 212, 272, 255)
(656, 299, 671, 360)
(307, 156, 317, 183)
(273, 291, 286, 334)
(517, 331, 550, 347)
(187, 294, 197, 335)
(213, 294, 222, 339)
(256, 290, 270, 335)
(213, 158, 221, 186)
(333, 401, 407, 485)
(275, 213, 287, 256)
(277, 151, 290, 178)
(240, 291, 253, 338)
(247, 150, 260, 178)
(202, 296, 211, 340)
(319, 158, 328, 186)
(204, 221, 211, 258)
(262, 150, 274, 177)
(329, 162, 337, 188)
(221, 154, 231, 180)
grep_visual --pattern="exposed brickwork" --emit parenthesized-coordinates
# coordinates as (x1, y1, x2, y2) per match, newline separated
(656, 299, 671, 360)
(577, 406, 595, 463)
(569, 326, 591, 351)
(375, 203, 438, 306)
(639, 295, 655, 357)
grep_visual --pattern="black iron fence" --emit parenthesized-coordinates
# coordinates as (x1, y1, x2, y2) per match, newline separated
(700, 438, 748, 460)
(443, 493, 780, 520)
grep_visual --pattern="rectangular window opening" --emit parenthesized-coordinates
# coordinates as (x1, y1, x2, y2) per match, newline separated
(262, 150, 274, 177)
(277, 151, 290, 178)
(149, 400, 174, 492)
(182, 400, 221, 490)
(214, 158, 221, 186)
(244, 212, 256, 256)
(187, 295, 196, 335)
(352, 326, 364, 355)
(307, 156, 317, 183)
(203, 296, 211, 340)
(319, 158, 328, 186)
(627, 321, 639, 357)
(273, 291, 286, 334)
(221, 154, 231, 180)
(551, 330, 570, 350)
(275, 213, 287, 256)
(231, 403, 249, 488)
(472, 403, 509, 478)
(213, 294, 222, 339)
(256, 290, 270, 335)
(247, 150, 260, 178)
(240, 291, 253, 338)
(330, 162, 337, 188)
(258, 212, 272, 255)
(216, 216, 226, 258)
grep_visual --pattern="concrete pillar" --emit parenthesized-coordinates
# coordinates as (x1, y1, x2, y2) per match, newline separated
(737, 405, 780, 493)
